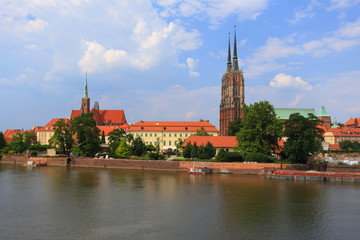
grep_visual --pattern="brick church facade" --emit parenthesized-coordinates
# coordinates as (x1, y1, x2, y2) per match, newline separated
(219, 28, 245, 136)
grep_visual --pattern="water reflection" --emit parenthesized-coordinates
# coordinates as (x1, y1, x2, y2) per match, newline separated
(1, 164, 360, 240)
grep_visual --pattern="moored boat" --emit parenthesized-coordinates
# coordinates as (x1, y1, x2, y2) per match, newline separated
(188, 167, 212, 175)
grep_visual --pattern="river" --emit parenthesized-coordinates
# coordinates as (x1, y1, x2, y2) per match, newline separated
(1, 163, 360, 240)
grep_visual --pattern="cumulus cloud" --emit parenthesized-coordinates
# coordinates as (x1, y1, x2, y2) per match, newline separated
(78, 40, 128, 73)
(186, 57, 200, 77)
(270, 73, 313, 90)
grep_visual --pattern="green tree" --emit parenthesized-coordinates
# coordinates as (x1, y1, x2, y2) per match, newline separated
(115, 138, 131, 158)
(228, 118, 242, 136)
(205, 141, 216, 158)
(216, 148, 226, 162)
(131, 136, 146, 156)
(176, 138, 184, 153)
(194, 129, 210, 136)
(183, 141, 192, 159)
(339, 140, 353, 151)
(146, 144, 156, 153)
(101, 131, 106, 144)
(49, 119, 74, 156)
(7, 131, 36, 153)
(108, 129, 126, 153)
(0, 131, 6, 151)
(352, 141, 360, 151)
(191, 142, 199, 159)
(237, 101, 283, 156)
(283, 113, 324, 164)
(71, 112, 101, 157)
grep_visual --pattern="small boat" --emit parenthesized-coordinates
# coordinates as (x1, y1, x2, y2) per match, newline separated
(24, 161, 47, 167)
(188, 167, 212, 175)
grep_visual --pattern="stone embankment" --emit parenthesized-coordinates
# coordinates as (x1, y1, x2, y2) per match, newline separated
(1, 154, 309, 175)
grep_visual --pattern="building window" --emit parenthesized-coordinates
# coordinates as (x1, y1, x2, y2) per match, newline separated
(163, 133, 166, 137)
(141, 133, 143, 137)
(145, 133, 148, 137)
(155, 133, 157, 137)
(169, 140, 172, 146)
(136, 133, 139, 137)
(180, 133, 182, 137)
(185, 133, 188, 137)
(174, 133, 177, 137)
(169, 133, 172, 137)
(164, 141, 166, 146)
(150, 141, 152, 145)
(174, 140, 177, 146)
(150, 133, 152, 137)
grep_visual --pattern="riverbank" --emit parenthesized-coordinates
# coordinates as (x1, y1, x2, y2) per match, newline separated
(1, 154, 307, 174)
(3, 154, 360, 176)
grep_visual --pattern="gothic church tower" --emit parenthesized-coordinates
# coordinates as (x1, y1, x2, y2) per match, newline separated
(80, 74, 90, 115)
(220, 27, 245, 136)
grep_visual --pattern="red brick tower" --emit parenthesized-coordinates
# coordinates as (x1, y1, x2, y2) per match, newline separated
(220, 27, 245, 136)
(80, 74, 90, 115)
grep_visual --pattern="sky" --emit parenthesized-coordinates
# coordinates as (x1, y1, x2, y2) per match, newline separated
(1, 0, 360, 132)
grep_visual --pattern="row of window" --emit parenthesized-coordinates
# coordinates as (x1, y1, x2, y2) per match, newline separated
(336, 137, 360, 141)
(133, 132, 215, 138)
(133, 132, 191, 138)
(38, 132, 53, 138)
(144, 140, 178, 146)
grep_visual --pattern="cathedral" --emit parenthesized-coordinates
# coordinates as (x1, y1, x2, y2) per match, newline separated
(219, 28, 245, 136)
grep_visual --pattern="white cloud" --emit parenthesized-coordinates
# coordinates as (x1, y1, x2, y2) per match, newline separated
(78, 40, 128, 73)
(327, 0, 360, 10)
(289, 0, 320, 24)
(186, 57, 200, 77)
(154, 0, 269, 26)
(270, 73, 313, 91)
(337, 17, 360, 37)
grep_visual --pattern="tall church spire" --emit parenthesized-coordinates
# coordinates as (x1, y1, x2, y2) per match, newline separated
(83, 73, 88, 99)
(227, 32, 232, 72)
(232, 25, 239, 71)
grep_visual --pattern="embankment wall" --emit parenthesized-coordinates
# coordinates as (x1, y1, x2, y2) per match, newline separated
(1, 154, 309, 174)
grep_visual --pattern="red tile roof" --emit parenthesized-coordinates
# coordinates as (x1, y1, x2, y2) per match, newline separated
(70, 109, 127, 125)
(98, 124, 130, 135)
(38, 118, 70, 132)
(345, 117, 360, 127)
(325, 127, 360, 137)
(182, 136, 237, 148)
(129, 120, 219, 132)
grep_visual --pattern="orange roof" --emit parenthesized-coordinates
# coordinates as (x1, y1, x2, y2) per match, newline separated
(325, 127, 360, 137)
(345, 117, 360, 127)
(70, 109, 127, 125)
(182, 136, 237, 148)
(38, 118, 70, 132)
(129, 120, 219, 132)
(98, 124, 130, 135)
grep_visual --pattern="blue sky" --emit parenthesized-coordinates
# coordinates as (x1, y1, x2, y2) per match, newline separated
(1, 0, 360, 132)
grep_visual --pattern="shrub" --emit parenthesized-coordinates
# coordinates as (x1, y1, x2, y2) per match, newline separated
(215, 148, 243, 162)
(149, 152, 165, 160)
(245, 153, 274, 163)
(30, 151, 38, 157)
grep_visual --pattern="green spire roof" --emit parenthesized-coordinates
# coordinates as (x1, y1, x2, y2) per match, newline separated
(83, 73, 88, 99)
(318, 106, 330, 117)
(331, 118, 340, 128)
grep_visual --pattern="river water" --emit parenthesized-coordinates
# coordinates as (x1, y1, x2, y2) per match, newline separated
(1, 164, 360, 240)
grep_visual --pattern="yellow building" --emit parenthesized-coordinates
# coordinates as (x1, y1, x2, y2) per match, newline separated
(37, 118, 69, 145)
(128, 120, 219, 150)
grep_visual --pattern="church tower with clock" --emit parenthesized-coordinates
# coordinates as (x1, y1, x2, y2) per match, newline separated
(219, 27, 245, 136)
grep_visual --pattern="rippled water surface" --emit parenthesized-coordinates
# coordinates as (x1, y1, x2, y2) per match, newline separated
(1, 163, 360, 240)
